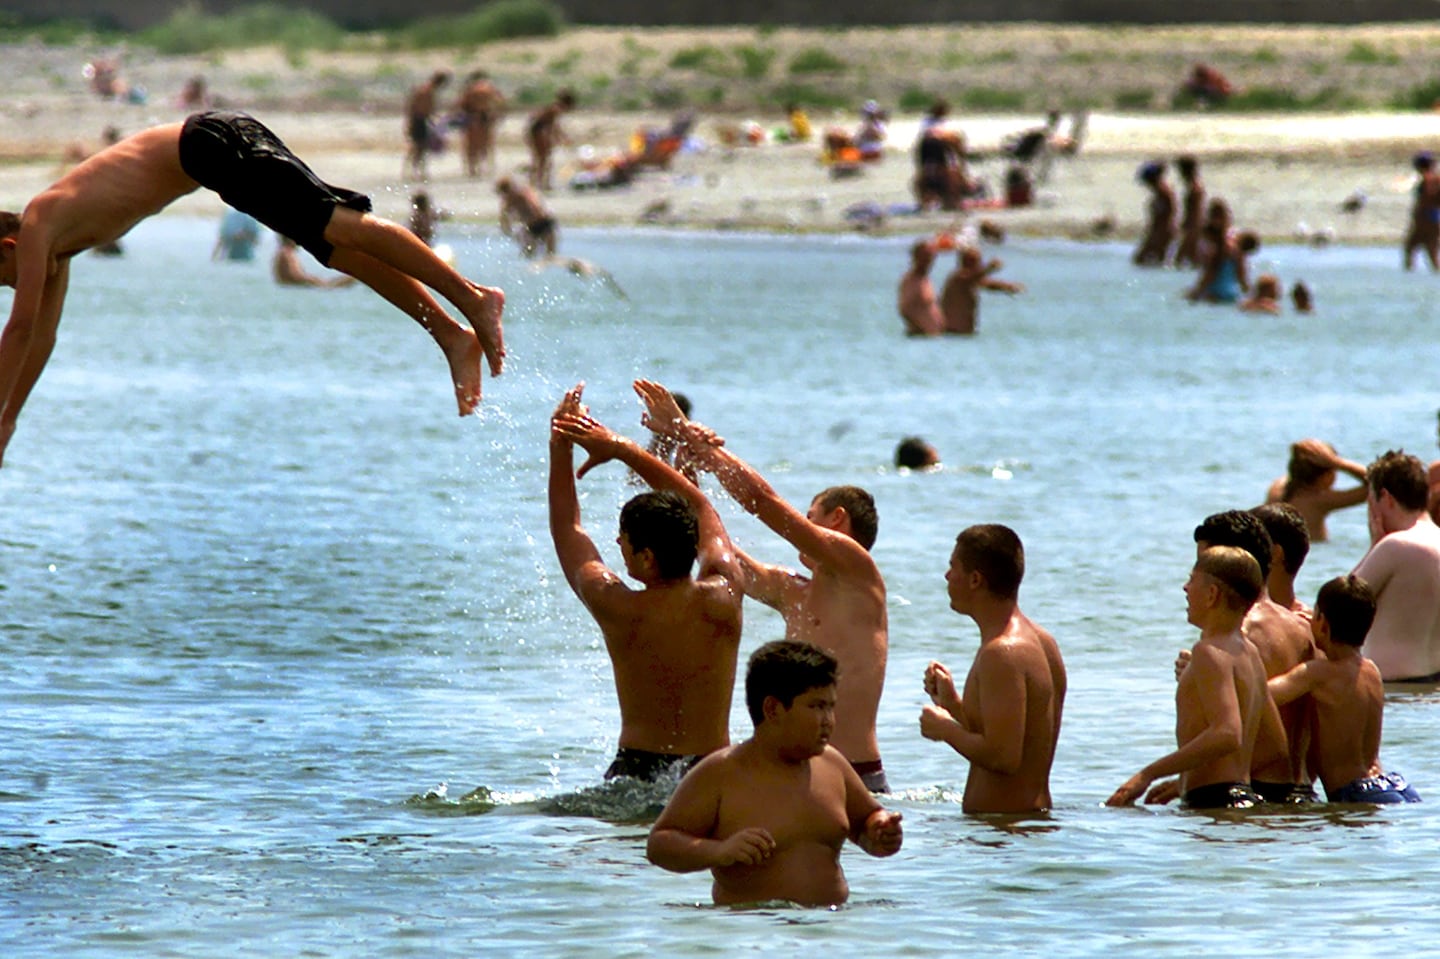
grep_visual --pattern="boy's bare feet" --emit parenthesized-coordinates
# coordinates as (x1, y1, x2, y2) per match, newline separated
(441, 329, 484, 416)
(459, 282, 506, 377)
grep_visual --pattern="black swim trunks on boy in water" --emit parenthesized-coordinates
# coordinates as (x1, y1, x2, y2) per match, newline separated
(1251, 780, 1318, 805)
(603, 747, 702, 784)
(1182, 781, 1262, 810)
(178, 111, 371, 266)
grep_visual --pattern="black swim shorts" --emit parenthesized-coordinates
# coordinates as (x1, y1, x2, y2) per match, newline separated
(178, 111, 371, 266)
(603, 747, 702, 784)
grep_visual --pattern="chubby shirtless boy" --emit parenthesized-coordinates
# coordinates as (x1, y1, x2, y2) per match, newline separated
(640, 381, 891, 791)
(647, 639, 903, 906)
(548, 383, 745, 782)
(0, 112, 505, 467)
(919, 524, 1067, 814)
(1110, 547, 1284, 810)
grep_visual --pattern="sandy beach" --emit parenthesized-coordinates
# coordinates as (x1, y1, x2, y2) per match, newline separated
(3, 31, 1440, 247)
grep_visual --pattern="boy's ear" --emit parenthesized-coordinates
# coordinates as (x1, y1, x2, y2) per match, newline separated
(761, 694, 784, 722)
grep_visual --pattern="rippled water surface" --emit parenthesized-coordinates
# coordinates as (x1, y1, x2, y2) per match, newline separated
(4, 219, 1440, 955)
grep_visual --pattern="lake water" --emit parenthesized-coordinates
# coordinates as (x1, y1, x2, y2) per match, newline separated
(3, 217, 1440, 956)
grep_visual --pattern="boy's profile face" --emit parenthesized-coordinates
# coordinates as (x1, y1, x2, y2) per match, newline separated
(770, 684, 837, 757)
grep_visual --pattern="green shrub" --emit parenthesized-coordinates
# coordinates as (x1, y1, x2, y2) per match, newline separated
(898, 87, 935, 112)
(960, 87, 1027, 110)
(788, 47, 845, 74)
(402, 0, 564, 49)
(138, 3, 345, 54)
(1251, 46, 1281, 64)
(734, 44, 775, 79)
(768, 82, 850, 109)
(1345, 40, 1400, 65)
(1114, 88, 1155, 110)
(670, 44, 727, 72)
(1390, 79, 1440, 111)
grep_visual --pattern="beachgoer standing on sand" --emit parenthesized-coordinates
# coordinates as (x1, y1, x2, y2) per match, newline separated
(939, 246, 1022, 335)
(919, 524, 1067, 814)
(548, 382, 745, 783)
(1173, 155, 1207, 267)
(526, 89, 575, 191)
(1403, 151, 1440, 272)
(457, 70, 505, 179)
(1132, 161, 1176, 266)
(647, 639, 903, 907)
(0, 112, 506, 467)
(403, 71, 450, 182)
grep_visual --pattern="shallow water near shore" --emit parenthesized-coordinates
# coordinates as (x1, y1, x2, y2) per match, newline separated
(3, 218, 1440, 955)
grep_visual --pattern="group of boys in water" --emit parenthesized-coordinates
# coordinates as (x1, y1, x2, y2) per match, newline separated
(0, 108, 1435, 910)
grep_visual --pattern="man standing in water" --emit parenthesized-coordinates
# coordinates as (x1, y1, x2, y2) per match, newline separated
(919, 524, 1067, 813)
(1404, 151, 1440, 272)
(939, 245, 1022, 335)
(0, 112, 505, 467)
(549, 383, 745, 783)
(641, 381, 891, 791)
(647, 640, 902, 906)
(1352, 450, 1440, 683)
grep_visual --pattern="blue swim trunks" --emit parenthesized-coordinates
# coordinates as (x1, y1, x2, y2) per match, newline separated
(1328, 771, 1422, 805)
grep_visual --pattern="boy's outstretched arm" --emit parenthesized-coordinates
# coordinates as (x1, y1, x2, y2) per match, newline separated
(547, 383, 614, 601)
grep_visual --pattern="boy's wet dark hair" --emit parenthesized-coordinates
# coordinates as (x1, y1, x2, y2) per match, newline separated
(1250, 502, 1310, 577)
(619, 490, 698, 579)
(1194, 509, 1274, 581)
(895, 436, 937, 469)
(1238, 231, 1260, 253)
(1196, 546, 1263, 611)
(815, 485, 878, 550)
(745, 640, 838, 725)
(0, 211, 20, 241)
(556, 89, 577, 109)
(955, 524, 1025, 599)
(1367, 449, 1429, 512)
(1315, 574, 1376, 647)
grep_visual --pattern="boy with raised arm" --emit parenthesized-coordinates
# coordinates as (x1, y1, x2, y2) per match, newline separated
(647, 640, 903, 906)
(0, 112, 506, 466)
(918, 524, 1067, 814)
(938, 245, 1023, 335)
(1109, 547, 1284, 810)
(636, 380, 891, 792)
(548, 383, 745, 783)
(1268, 575, 1421, 804)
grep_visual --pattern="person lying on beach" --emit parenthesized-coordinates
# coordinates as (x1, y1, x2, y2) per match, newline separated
(0, 111, 505, 467)
(1268, 575, 1420, 804)
(1132, 161, 1176, 267)
(548, 383, 744, 784)
(1109, 546, 1286, 810)
(646, 639, 903, 907)
(940, 246, 1022, 335)
(272, 236, 356, 289)
(1265, 439, 1369, 543)
(919, 524, 1067, 814)
(642, 381, 891, 792)
(897, 238, 944, 336)
(497, 176, 558, 259)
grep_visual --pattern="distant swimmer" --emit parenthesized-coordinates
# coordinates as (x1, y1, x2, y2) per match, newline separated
(0, 111, 506, 466)
(273, 235, 356, 289)
(894, 436, 940, 469)
(939, 245, 1022, 335)
(1265, 439, 1369, 543)
(548, 382, 745, 783)
(1403, 151, 1440, 272)
(1240, 273, 1282, 314)
(647, 639, 903, 907)
(497, 176, 558, 259)
(530, 255, 627, 298)
(897, 237, 943, 336)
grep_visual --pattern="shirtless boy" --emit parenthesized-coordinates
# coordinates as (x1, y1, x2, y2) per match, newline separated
(1110, 547, 1283, 810)
(403, 71, 450, 182)
(919, 524, 1067, 814)
(548, 383, 745, 782)
(647, 639, 903, 906)
(1132, 161, 1175, 267)
(0, 112, 505, 466)
(1191, 510, 1313, 802)
(526, 89, 576, 191)
(1403, 151, 1440, 272)
(1352, 450, 1440, 684)
(1268, 575, 1421, 804)
(939, 246, 1022, 335)
(897, 238, 943, 336)
(643, 381, 890, 791)
(1249, 503, 1311, 615)
(496, 177, 558, 259)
